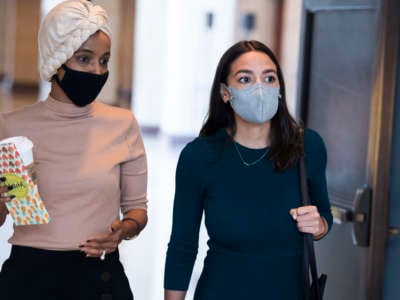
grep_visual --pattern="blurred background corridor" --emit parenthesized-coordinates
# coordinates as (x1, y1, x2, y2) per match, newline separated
(0, 0, 399, 299)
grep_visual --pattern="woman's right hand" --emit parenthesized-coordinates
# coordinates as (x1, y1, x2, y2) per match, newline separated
(0, 177, 14, 226)
(0, 177, 14, 202)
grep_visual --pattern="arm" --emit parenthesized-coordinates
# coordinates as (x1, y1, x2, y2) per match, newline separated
(290, 130, 333, 239)
(117, 208, 148, 240)
(164, 144, 205, 298)
(165, 290, 186, 300)
(80, 115, 148, 256)
(306, 130, 333, 236)
(114, 114, 148, 239)
(0, 115, 8, 227)
(0, 203, 7, 227)
(120, 114, 148, 214)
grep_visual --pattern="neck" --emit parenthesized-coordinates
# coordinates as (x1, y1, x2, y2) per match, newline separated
(49, 79, 73, 104)
(233, 117, 271, 149)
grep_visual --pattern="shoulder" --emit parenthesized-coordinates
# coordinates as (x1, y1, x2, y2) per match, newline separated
(180, 137, 208, 162)
(179, 131, 225, 166)
(303, 128, 327, 170)
(0, 102, 43, 137)
(94, 102, 135, 121)
(304, 128, 326, 154)
(1, 101, 43, 121)
(93, 102, 139, 130)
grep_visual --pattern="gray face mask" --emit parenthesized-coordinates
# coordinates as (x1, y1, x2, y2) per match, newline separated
(227, 83, 280, 124)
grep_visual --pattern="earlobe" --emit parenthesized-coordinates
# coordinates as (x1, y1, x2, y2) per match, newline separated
(219, 83, 231, 103)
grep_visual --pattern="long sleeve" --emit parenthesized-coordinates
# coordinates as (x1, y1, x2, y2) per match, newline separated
(120, 115, 147, 212)
(0, 114, 8, 140)
(164, 142, 205, 290)
(305, 129, 333, 231)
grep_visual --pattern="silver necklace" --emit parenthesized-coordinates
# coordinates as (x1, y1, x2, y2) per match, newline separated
(233, 141, 268, 167)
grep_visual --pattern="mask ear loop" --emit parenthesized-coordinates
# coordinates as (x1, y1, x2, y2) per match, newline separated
(52, 74, 62, 86)
(52, 64, 69, 86)
(220, 83, 233, 103)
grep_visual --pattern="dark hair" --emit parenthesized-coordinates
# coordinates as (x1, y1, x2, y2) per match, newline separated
(199, 40, 303, 171)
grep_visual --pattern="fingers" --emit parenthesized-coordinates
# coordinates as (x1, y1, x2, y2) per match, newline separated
(79, 242, 116, 258)
(290, 205, 324, 236)
(290, 205, 319, 221)
(289, 208, 297, 220)
(79, 245, 115, 258)
(0, 178, 15, 203)
(79, 238, 117, 256)
(79, 230, 120, 258)
(79, 219, 125, 258)
(297, 222, 322, 235)
(110, 219, 123, 232)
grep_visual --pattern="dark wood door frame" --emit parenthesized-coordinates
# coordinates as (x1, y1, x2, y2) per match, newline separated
(366, 0, 399, 299)
(296, 0, 400, 299)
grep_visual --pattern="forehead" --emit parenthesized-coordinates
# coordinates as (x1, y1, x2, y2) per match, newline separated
(77, 30, 111, 53)
(230, 51, 276, 73)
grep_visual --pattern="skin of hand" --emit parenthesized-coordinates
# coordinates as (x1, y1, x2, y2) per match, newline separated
(79, 220, 127, 258)
(289, 205, 327, 239)
(0, 178, 14, 226)
(79, 209, 147, 258)
(164, 289, 186, 300)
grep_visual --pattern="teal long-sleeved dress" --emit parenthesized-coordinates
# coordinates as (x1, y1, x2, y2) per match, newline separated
(164, 128, 333, 300)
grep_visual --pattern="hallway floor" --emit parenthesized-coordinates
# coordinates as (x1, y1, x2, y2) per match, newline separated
(0, 90, 207, 299)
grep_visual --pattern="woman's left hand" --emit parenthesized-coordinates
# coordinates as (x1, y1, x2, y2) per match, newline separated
(79, 220, 125, 258)
(289, 205, 327, 239)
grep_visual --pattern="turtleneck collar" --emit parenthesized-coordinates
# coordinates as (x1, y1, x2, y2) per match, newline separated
(43, 95, 95, 118)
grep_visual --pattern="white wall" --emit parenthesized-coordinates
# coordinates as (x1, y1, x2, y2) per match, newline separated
(131, 0, 168, 129)
(96, 0, 120, 105)
(280, 0, 302, 116)
(133, 0, 236, 137)
(0, 217, 12, 265)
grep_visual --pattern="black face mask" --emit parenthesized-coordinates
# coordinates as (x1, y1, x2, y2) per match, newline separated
(54, 64, 109, 107)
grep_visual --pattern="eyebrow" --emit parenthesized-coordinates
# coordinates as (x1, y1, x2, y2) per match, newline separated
(75, 48, 111, 56)
(234, 69, 277, 76)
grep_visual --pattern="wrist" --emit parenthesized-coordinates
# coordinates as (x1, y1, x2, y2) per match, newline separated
(0, 204, 7, 226)
(121, 217, 141, 240)
(0, 202, 8, 216)
(313, 217, 328, 240)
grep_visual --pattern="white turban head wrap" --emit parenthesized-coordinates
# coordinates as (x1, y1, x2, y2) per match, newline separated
(38, 0, 111, 81)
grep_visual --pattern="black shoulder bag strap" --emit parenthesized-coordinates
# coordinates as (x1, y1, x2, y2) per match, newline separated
(300, 156, 323, 300)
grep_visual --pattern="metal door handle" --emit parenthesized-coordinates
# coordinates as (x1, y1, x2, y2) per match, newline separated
(332, 207, 366, 224)
(352, 186, 371, 247)
(331, 186, 371, 247)
(389, 227, 399, 236)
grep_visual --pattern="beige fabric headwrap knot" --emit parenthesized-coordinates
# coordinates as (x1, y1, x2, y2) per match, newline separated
(38, 0, 111, 81)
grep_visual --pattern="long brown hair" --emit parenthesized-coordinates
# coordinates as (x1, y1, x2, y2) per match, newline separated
(199, 40, 303, 171)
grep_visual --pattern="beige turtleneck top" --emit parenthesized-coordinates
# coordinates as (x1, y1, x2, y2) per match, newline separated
(0, 96, 147, 250)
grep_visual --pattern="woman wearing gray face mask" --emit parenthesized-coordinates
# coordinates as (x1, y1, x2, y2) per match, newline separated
(164, 40, 333, 300)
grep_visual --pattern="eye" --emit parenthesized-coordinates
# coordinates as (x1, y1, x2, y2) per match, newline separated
(76, 55, 90, 64)
(264, 75, 277, 84)
(100, 57, 109, 66)
(238, 76, 251, 84)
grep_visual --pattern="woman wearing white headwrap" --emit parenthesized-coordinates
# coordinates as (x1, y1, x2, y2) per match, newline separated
(0, 1, 147, 299)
